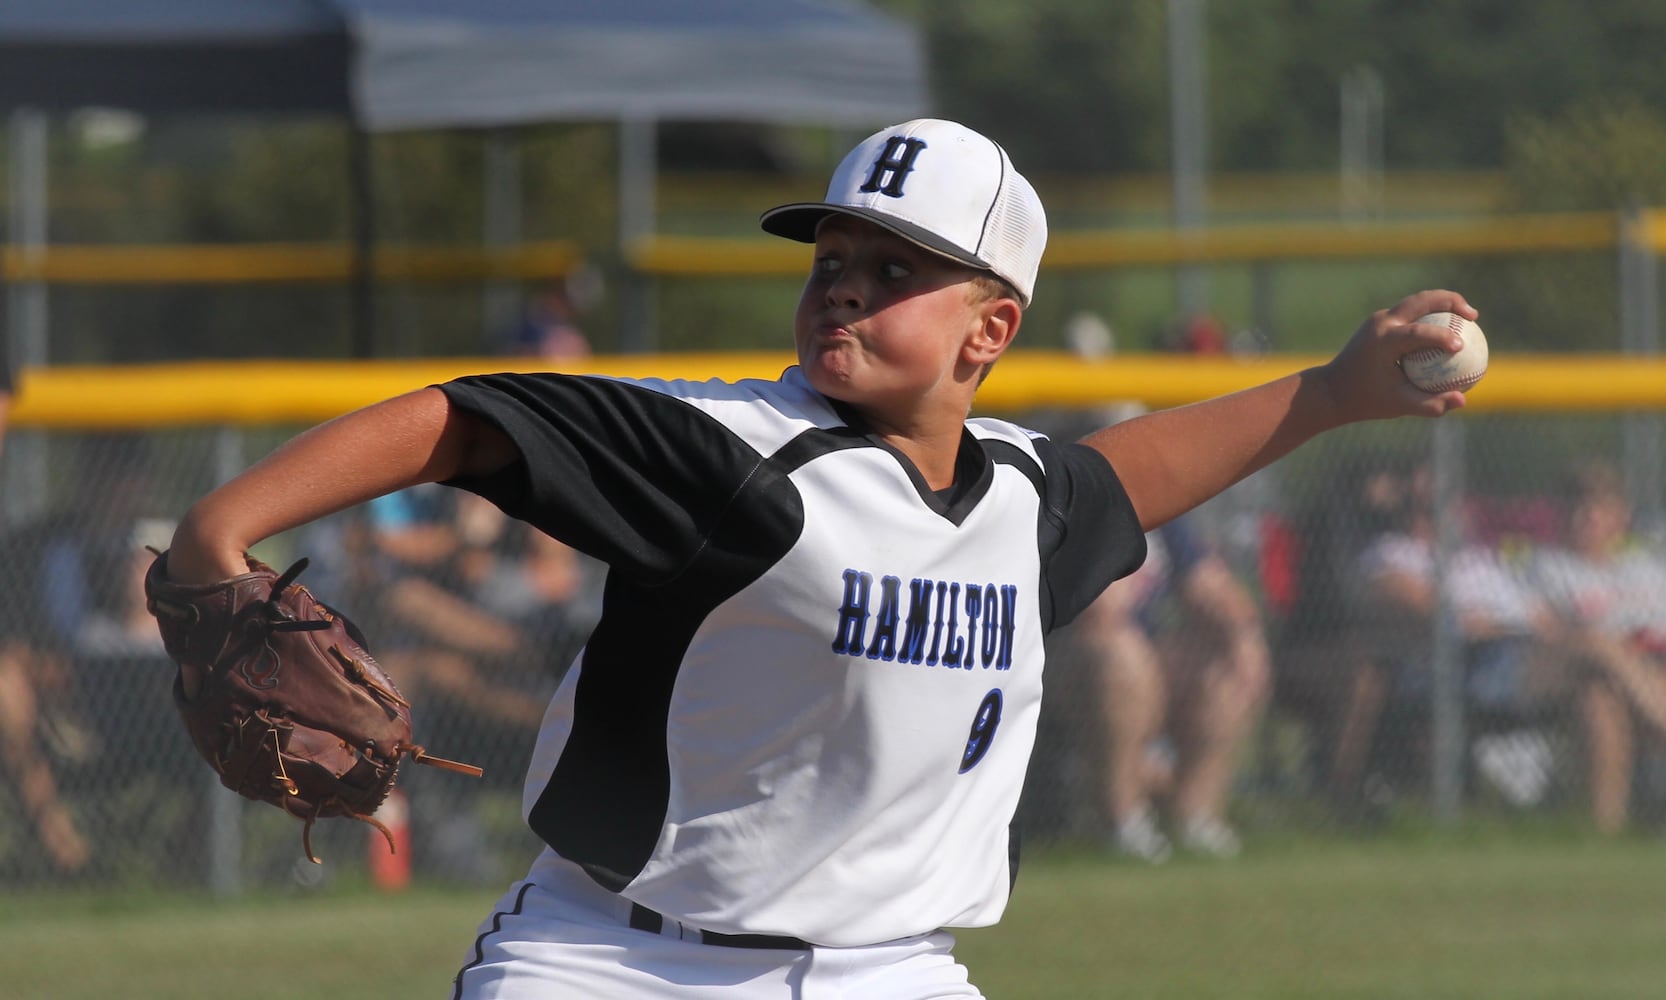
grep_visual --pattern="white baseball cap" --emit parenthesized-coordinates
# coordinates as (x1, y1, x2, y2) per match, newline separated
(760, 118, 1047, 305)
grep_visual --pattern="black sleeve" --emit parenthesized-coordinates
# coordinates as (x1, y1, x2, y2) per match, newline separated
(1035, 438, 1147, 631)
(437, 373, 768, 586)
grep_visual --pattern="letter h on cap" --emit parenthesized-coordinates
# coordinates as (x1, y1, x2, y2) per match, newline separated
(859, 137, 928, 198)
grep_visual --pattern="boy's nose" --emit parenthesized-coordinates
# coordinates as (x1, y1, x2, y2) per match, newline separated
(824, 273, 864, 310)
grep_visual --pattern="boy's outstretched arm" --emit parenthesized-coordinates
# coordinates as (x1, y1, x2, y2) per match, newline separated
(1083, 290, 1476, 530)
(166, 387, 517, 584)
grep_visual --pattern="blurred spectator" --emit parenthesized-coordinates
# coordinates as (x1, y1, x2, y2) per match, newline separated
(345, 484, 562, 730)
(1528, 460, 1666, 832)
(1062, 311, 1116, 360)
(1158, 310, 1230, 356)
(496, 282, 592, 361)
(0, 436, 164, 876)
(1270, 453, 1424, 818)
(1046, 322, 1272, 861)
(0, 612, 90, 874)
(1074, 513, 1271, 862)
(321, 484, 597, 881)
(1278, 454, 1666, 827)
(1343, 462, 1567, 809)
(450, 492, 597, 665)
(77, 518, 174, 658)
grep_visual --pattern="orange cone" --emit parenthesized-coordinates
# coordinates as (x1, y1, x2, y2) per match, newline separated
(369, 790, 411, 890)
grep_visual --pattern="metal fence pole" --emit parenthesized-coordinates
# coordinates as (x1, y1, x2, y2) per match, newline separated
(617, 116, 657, 353)
(1619, 205, 1664, 538)
(6, 108, 50, 525)
(205, 425, 246, 896)
(1429, 419, 1466, 824)
(1250, 263, 1276, 347)
(1167, 0, 1210, 316)
(1340, 65, 1385, 222)
(482, 128, 523, 349)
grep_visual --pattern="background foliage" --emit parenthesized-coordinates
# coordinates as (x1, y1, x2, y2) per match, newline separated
(11, 0, 1666, 360)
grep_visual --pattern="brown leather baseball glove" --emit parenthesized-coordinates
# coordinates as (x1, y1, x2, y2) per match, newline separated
(143, 550, 480, 863)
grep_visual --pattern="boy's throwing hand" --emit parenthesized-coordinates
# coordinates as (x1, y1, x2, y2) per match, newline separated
(1319, 288, 1478, 422)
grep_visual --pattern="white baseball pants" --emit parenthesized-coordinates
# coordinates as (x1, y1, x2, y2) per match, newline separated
(450, 858, 985, 999)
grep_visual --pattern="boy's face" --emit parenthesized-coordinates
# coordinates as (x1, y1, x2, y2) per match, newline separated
(793, 215, 1009, 418)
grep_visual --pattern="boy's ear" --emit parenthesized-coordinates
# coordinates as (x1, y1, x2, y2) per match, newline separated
(964, 297, 1022, 366)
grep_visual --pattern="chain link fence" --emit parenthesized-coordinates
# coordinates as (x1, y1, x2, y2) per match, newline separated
(0, 407, 1661, 889)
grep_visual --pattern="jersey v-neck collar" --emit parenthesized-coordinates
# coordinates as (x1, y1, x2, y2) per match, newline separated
(825, 397, 994, 526)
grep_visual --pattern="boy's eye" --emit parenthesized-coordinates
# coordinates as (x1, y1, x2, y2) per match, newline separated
(810, 253, 912, 281)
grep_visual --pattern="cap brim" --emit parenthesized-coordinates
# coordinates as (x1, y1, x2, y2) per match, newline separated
(760, 202, 989, 273)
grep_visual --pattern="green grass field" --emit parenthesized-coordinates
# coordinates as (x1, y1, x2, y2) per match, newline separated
(5, 832, 1665, 999)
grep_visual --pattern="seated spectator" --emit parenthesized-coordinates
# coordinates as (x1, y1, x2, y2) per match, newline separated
(1269, 452, 1560, 813)
(495, 282, 592, 362)
(1528, 460, 1666, 832)
(78, 518, 175, 658)
(0, 629, 91, 874)
(0, 439, 167, 876)
(1266, 452, 1412, 818)
(451, 492, 594, 652)
(351, 486, 593, 719)
(313, 485, 598, 882)
(1073, 512, 1271, 861)
(1344, 463, 1566, 808)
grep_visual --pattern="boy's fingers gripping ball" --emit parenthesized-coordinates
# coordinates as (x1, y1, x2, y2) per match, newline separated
(1400, 312, 1488, 393)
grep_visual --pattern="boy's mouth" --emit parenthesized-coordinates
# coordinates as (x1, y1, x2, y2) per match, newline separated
(811, 321, 857, 342)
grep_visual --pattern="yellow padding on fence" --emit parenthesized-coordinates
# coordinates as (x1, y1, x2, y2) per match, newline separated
(10, 355, 793, 428)
(10, 353, 1666, 429)
(983, 354, 1666, 411)
(0, 242, 583, 284)
(630, 213, 1629, 275)
(3, 211, 1645, 286)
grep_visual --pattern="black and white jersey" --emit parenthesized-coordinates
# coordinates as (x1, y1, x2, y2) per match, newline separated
(439, 366, 1145, 947)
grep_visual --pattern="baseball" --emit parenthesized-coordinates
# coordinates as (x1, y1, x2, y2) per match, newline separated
(1400, 312, 1488, 393)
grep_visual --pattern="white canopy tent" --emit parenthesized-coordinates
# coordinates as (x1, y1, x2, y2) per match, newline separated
(1, 0, 926, 891)
(3, 0, 929, 354)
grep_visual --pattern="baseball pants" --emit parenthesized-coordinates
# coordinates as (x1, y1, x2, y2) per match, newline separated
(450, 857, 986, 999)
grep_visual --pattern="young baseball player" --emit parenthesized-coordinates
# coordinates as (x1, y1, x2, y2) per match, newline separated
(159, 119, 1474, 998)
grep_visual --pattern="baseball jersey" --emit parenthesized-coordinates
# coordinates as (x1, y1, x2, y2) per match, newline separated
(438, 366, 1145, 947)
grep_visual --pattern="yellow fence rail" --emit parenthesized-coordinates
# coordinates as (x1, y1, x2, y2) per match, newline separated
(2, 210, 1662, 285)
(632, 212, 1632, 275)
(12, 352, 1666, 429)
(0, 241, 584, 284)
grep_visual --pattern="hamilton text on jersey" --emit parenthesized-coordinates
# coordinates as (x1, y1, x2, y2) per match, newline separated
(831, 569, 1019, 670)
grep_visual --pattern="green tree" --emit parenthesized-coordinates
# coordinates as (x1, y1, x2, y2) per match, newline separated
(884, 0, 1666, 172)
(26, 1, 1666, 361)
(1457, 98, 1666, 350)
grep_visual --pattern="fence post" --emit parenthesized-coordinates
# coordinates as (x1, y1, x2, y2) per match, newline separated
(1618, 205, 1664, 537)
(482, 128, 524, 349)
(205, 425, 246, 896)
(617, 116, 657, 353)
(1167, 0, 1210, 317)
(1429, 418, 1467, 824)
(6, 109, 51, 524)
